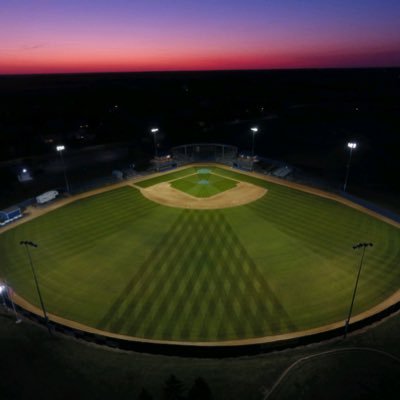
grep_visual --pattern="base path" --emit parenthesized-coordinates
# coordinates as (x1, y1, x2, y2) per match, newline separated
(138, 181, 267, 209)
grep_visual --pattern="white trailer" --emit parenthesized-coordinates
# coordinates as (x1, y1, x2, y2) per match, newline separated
(36, 190, 59, 204)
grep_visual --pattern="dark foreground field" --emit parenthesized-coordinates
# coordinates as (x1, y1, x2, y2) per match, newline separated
(1, 306, 400, 400)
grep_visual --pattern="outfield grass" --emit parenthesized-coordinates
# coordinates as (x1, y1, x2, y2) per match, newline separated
(0, 166, 399, 342)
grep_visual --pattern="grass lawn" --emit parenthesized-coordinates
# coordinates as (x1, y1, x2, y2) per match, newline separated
(2, 307, 400, 400)
(0, 166, 399, 342)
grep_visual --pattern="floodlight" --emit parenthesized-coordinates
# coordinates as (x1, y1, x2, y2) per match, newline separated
(150, 128, 159, 159)
(343, 142, 358, 191)
(22, 168, 27, 173)
(250, 127, 258, 132)
(56, 145, 70, 192)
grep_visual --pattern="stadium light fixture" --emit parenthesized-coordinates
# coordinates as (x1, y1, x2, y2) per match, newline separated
(343, 141, 357, 192)
(344, 242, 373, 339)
(19, 241, 52, 335)
(250, 127, 259, 171)
(250, 127, 259, 157)
(0, 282, 22, 324)
(0, 284, 6, 307)
(150, 128, 159, 157)
(56, 144, 70, 193)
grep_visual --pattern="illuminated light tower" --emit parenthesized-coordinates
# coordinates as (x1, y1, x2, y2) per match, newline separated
(19, 241, 52, 336)
(150, 128, 159, 158)
(250, 127, 258, 158)
(344, 242, 373, 339)
(0, 283, 22, 324)
(56, 145, 70, 193)
(343, 142, 357, 192)
(0, 284, 6, 307)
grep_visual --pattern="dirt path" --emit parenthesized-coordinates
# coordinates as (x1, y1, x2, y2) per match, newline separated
(263, 347, 400, 399)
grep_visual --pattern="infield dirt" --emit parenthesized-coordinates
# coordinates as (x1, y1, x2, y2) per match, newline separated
(137, 180, 267, 209)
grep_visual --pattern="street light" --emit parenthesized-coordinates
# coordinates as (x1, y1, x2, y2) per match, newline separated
(56, 145, 70, 193)
(343, 142, 357, 192)
(250, 127, 258, 158)
(19, 241, 52, 336)
(344, 242, 373, 338)
(150, 128, 159, 158)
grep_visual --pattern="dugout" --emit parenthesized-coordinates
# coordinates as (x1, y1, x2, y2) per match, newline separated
(151, 154, 177, 172)
(0, 207, 22, 226)
(233, 153, 258, 171)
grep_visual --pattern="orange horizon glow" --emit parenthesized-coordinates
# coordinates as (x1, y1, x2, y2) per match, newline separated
(1, 0, 400, 75)
(2, 44, 400, 75)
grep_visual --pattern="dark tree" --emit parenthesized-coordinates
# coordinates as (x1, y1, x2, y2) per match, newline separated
(163, 374, 185, 400)
(187, 377, 213, 400)
(138, 387, 153, 400)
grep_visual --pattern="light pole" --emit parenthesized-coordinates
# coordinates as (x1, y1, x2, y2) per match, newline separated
(20, 241, 52, 336)
(0, 283, 22, 324)
(344, 242, 373, 339)
(343, 142, 357, 192)
(56, 145, 70, 193)
(150, 128, 159, 158)
(250, 127, 258, 158)
(0, 284, 6, 307)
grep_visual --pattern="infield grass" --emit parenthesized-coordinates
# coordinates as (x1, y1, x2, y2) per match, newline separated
(1, 166, 399, 342)
(171, 172, 237, 197)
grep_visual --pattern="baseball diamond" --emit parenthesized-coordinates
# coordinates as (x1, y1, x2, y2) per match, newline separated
(0, 165, 399, 345)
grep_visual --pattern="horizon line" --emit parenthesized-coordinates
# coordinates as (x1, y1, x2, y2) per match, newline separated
(1, 65, 399, 78)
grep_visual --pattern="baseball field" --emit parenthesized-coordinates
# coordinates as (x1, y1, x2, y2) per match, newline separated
(0, 165, 399, 343)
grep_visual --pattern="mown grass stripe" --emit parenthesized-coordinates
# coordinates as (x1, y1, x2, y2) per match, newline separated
(1, 171, 399, 341)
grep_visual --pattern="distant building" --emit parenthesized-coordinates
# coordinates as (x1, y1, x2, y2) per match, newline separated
(41, 133, 63, 145)
(17, 168, 33, 182)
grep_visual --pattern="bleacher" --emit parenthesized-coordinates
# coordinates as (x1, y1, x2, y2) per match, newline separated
(0, 207, 22, 227)
(272, 165, 293, 178)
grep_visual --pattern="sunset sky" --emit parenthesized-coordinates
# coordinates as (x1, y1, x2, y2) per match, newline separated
(1, 0, 400, 74)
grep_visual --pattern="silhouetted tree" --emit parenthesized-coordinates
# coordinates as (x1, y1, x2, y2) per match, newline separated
(163, 374, 185, 400)
(138, 387, 153, 400)
(187, 377, 213, 400)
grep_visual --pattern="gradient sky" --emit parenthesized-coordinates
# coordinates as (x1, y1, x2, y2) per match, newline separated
(1, 0, 400, 74)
